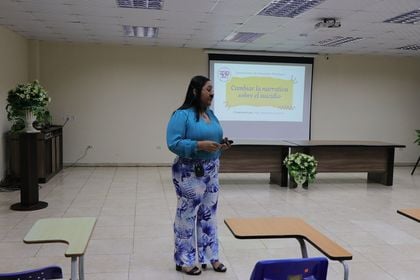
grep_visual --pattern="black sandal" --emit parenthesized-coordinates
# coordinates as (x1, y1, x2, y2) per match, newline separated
(176, 265, 202, 275)
(202, 261, 227, 272)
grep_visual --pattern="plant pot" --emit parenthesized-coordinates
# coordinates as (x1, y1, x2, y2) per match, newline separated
(24, 110, 40, 133)
(290, 173, 308, 189)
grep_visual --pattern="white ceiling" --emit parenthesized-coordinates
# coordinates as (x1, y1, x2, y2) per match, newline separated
(1, 0, 420, 56)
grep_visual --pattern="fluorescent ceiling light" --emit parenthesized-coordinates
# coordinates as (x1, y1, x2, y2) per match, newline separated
(384, 9, 420, 24)
(258, 0, 327, 18)
(123, 25, 158, 38)
(116, 0, 163, 10)
(223, 32, 264, 43)
(397, 44, 420, 51)
(314, 36, 363, 47)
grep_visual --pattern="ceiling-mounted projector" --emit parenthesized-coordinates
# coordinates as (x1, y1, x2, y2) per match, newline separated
(315, 18, 341, 29)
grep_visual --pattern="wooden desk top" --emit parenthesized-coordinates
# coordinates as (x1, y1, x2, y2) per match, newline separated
(287, 140, 405, 148)
(24, 217, 96, 257)
(225, 217, 352, 261)
(397, 209, 420, 222)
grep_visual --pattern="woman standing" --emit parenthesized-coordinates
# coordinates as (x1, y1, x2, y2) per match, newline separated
(166, 75, 231, 276)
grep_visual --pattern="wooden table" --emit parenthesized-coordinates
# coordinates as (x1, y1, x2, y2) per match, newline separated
(287, 140, 405, 186)
(219, 140, 292, 186)
(225, 217, 352, 280)
(397, 208, 420, 222)
(8, 126, 63, 184)
(219, 140, 404, 187)
(24, 217, 96, 280)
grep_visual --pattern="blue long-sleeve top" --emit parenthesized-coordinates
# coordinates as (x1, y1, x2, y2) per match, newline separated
(166, 107, 223, 160)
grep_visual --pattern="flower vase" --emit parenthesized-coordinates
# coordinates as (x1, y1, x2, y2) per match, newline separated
(293, 174, 307, 189)
(24, 110, 40, 133)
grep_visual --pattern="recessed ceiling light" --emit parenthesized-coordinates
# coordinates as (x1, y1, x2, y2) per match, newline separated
(258, 0, 327, 18)
(384, 9, 420, 24)
(116, 0, 163, 10)
(397, 44, 420, 51)
(123, 25, 158, 38)
(223, 32, 264, 43)
(314, 36, 363, 47)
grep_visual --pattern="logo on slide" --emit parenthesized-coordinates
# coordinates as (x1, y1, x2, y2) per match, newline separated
(218, 67, 231, 82)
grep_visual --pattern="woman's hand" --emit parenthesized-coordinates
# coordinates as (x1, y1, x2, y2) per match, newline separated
(197, 140, 221, 152)
(220, 137, 232, 151)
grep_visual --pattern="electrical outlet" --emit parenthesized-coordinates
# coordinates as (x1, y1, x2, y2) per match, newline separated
(62, 115, 75, 121)
(87, 145, 94, 149)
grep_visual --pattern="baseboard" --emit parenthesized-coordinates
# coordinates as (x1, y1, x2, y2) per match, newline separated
(64, 162, 414, 168)
(395, 162, 416, 167)
(63, 162, 172, 167)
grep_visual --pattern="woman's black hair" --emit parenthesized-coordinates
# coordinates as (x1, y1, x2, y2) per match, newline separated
(177, 75, 210, 121)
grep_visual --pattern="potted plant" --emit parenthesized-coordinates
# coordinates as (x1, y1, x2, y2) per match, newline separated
(283, 152, 318, 188)
(6, 80, 51, 132)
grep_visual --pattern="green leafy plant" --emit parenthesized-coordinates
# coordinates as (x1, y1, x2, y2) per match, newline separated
(6, 80, 51, 132)
(283, 152, 318, 185)
(415, 130, 420, 146)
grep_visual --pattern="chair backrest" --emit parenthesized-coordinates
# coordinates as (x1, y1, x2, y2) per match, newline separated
(0, 266, 63, 280)
(250, 257, 328, 280)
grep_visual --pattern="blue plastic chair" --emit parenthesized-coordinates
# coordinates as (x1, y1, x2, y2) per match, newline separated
(250, 257, 328, 280)
(0, 266, 63, 280)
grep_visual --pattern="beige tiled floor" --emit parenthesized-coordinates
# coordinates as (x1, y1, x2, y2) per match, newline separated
(0, 166, 419, 279)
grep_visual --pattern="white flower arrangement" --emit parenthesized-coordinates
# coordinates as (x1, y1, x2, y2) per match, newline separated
(6, 80, 51, 132)
(283, 152, 318, 185)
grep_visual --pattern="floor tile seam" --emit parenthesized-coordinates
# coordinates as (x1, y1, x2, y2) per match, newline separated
(97, 167, 119, 218)
(62, 166, 97, 217)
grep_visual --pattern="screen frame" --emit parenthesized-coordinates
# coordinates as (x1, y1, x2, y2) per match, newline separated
(208, 53, 314, 141)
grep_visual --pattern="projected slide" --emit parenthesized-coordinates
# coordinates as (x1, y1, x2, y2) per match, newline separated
(209, 54, 313, 141)
(213, 63, 305, 122)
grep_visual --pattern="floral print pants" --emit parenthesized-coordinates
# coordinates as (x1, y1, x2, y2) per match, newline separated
(172, 157, 220, 267)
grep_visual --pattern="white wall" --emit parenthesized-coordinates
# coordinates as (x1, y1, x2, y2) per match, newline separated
(0, 26, 28, 179)
(312, 55, 420, 164)
(39, 42, 206, 165)
(35, 42, 420, 165)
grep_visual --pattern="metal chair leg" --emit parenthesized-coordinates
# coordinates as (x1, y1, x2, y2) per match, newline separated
(340, 260, 349, 280)
(297, 238, 308, 258)
(71, 257, 77, 280)
(79, 255, 84, 280)
(411, 155, 420, 175)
